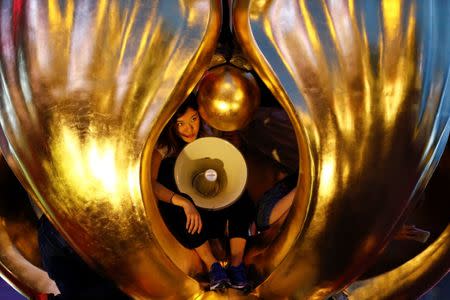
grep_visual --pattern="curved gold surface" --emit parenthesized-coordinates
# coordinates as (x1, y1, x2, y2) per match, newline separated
(348, 224, 450, 299)
(0, 1, 221, 298)
(347, 141, 450, 298)
(234, 0, 450, 298)
(196, 64, 260, 131)
(0, 0, 449, 299)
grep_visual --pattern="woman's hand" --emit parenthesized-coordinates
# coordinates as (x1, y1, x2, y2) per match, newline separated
(394, 224, 430, 243)
(172, 194, 203, 234)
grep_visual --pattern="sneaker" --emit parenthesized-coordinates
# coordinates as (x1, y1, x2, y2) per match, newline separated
(209, 262, 230, 291)
(227, 263, 250, 290)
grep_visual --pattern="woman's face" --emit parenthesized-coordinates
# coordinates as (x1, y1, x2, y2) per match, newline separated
(175, 107, 200, 143)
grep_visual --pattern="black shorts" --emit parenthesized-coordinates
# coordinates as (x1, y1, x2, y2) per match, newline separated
(157, 157, 255, 249)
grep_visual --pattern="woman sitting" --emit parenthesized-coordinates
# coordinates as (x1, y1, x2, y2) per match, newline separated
(151, 95, 254, 291)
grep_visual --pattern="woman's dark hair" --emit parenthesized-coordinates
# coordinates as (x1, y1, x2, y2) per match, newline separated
(157, 94, 204, 156)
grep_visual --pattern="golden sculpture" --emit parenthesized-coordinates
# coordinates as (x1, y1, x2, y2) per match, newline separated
(197, 64, 261, 131)
(0, 0, 449, 299)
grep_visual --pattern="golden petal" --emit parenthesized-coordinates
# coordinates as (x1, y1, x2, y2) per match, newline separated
(0, 0, 221, 298)
(234, 0, 450, 298)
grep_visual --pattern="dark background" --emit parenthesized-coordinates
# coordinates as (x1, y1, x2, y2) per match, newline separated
(1, 273, 449, 299)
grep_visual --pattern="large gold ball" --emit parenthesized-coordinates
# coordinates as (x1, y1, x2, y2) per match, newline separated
(197, 64, 260, 131)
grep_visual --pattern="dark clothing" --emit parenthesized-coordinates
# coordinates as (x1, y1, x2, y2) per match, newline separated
(241, 107, 299, 174)
(158, 200, 209, 249)
(38, 216, 130, 300)
(157, 157, 254, 249)
(256, 172, 298, 231)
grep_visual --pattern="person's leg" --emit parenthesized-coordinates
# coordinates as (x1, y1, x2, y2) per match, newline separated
(268, 187, 296, 225)
(158, 200, 209, 248)
(226, 191, 255, 244)
(197, 209, 231, 290)
(194, 241, 230, 290)
(225, 193, 254, 290)
(38, 215, 131, 300)
(229, 237, 246, 267)
(227, 237, 250, 290)
(157, 157, 228, 290)
(194, 241, 217, 268)
(256, 172, 298, 231)
(159, 201, 230, 291)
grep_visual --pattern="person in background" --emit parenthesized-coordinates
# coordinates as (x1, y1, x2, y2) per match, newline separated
(38, 215, 131, 300)
(241, 107, 299, 234)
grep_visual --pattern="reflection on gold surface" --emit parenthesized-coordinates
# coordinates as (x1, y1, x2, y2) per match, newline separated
(235, 0, 450, 298)
(348, 225, 450, 300)
(0, 0, 449, 299)
(319, 157, 336, 201)
(1, 1, 221, 298)
(48, 124, 134, 209)
(197, 64, 260, 131)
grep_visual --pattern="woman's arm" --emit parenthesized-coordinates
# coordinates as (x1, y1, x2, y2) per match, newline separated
(151, 150, 202, 234)
(151, 150, 176, 202)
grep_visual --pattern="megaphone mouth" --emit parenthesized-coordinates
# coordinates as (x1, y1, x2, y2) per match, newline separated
(174, 137, 247, 210)
(192, 165, 226, 198)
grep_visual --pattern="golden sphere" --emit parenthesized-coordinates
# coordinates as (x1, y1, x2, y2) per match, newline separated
(197, 64, 260, 131)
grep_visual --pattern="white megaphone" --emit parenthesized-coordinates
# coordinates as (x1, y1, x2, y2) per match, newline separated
(174, 137, 247, 210)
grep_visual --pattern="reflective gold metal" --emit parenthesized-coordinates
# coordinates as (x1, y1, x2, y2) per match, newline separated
(234, 0, 450, 298)
(348, 225, 450, 299)
(0, 0, 449, 299)
(0, 0, 221, 298)
(197, 64, 260, 131)
(346, 144, 450, 298)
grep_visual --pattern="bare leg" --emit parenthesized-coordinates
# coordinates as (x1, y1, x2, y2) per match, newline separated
(229, 237, 246, 266)
(268, 188, 296, 225)
(194, 242, 217, 269)
(197, 241, 229, 291)
(228, 237, 250, 289)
